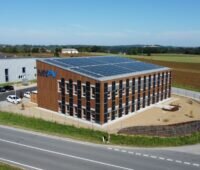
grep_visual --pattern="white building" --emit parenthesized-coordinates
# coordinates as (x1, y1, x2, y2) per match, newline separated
(61, 48, 79, 54)
(0, 58, 37, 84)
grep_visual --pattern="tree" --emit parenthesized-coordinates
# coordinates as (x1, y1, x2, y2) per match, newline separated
(31, 48, 40, 53)
(54, 48, 60, 57)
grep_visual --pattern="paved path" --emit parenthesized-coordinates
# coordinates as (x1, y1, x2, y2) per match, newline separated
(0, 125, 199, 170)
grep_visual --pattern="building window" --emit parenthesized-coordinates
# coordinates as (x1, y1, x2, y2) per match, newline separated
(91, 86, 95, 99)
(57, 81, 61, 92)
(115, 89, 119, 97)
(135, 80, 138, 91)
(66, 104, 70, 115)
(5, 68, 9, 82)
(107, 85, 112, 99)
(107, 90, 111, 99)
(60, 78, 66, 114)
(82, 85, 86, 97)
(91, 110, 95, 122)
(73, 84, 77, 95)
(86, 82, 91, 121)
(22, 67, 26, 73)
(69, 79, 73, 116)
(74, 106, 78, 117)
(129, 81, 132, 93)
(66, 83, 70, 94)
(82, 108, 86, 119)
(58, 102, 61, 113)
(122, 88, 125, 95)
(122, 106, 125, 115)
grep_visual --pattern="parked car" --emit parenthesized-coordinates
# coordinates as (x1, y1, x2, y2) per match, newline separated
(0, 87, 6, 93)
(24, 91, 31, 98)
(4, 85, 14, 91)
(6, 95, 21, 104)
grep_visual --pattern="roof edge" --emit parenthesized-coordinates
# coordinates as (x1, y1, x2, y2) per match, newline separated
(37, 58, 170, 82)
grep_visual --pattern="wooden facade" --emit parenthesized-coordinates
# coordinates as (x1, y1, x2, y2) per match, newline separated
(37, 60, 171, 125)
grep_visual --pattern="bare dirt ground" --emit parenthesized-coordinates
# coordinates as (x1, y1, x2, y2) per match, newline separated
(0, 95, 199, 133)
(105, 95, 200, 133)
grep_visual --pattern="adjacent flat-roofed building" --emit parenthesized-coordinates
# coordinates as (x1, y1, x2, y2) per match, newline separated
(61, 48, 79, 54)
(37, 56, 172, 125)
(0, 58, 37, 84)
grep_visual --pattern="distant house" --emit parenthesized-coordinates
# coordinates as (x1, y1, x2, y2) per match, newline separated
(61, 48, 79, 54)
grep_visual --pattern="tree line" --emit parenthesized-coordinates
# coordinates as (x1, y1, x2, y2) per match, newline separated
(0, 44, 200, 55)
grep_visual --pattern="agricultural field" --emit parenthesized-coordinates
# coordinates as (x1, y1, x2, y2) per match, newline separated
(125, 54, 200, 92)
(127, 53, 200, 64)
(89, 53, 200, 92)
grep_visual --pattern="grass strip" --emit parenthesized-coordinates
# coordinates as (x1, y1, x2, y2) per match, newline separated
(0, 111, 200, 147)
(0, 163, 22, 170)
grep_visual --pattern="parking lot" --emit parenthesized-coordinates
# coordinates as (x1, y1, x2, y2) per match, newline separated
(0, 85, 37, 101)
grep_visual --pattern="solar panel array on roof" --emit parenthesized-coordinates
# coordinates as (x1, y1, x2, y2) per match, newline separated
(41, 56, 168, 80)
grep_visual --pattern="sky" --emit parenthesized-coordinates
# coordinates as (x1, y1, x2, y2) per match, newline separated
(0, 0, 200, 46)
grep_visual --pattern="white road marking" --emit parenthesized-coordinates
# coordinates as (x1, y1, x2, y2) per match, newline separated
(166, 158, 173, 162)
(150, 155, 157, 159)
(193, 163, 200, 167)
(136, 152, 141, 156)
(108, 147, 113, 150)
(143, 154, 149, 157)
(128, 151, 134, 154)
(108, 147, 200, 168)
(0, 157, 43, 170)
(0, 125, 107, 149)
(184, 162, 191, 165)
(0, 138, 134, 170)
(121, 150, 127, 153)
(159, 157, 165, 160)
(175, 160, 182, 163)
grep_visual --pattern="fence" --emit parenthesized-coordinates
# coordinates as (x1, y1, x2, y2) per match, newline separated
(172, 87, 200, 101)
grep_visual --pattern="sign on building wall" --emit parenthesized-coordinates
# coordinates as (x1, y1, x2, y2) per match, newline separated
(37, 70, 57, 78)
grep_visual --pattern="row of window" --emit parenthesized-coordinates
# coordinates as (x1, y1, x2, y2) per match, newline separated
(57, 74, 170, 100)
(58, 78, 101, 123)
(58, 88, 169, 123)
(58, 81, 96, 98)
(58, 102, 99, 122)
(106, 72, 170, 99)
(104, 71, 171, 122)
(105, 91, 170, 122)
(57, 71, 171, 123)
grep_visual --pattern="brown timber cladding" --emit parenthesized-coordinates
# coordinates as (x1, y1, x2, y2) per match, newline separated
(37, 60, 172, 125)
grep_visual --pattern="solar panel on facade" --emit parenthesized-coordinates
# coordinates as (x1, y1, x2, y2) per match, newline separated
(41, 56, 168, 80)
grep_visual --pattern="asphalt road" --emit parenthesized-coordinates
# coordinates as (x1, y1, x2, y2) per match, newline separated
(0, 126, 199, 170)
(0, 86, 37, 101)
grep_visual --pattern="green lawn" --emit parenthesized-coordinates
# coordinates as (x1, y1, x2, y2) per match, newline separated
(0, 112, 200, 147)
(0, 163, 22, 170)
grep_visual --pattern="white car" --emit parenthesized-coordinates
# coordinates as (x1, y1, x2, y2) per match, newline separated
(6, 95, 21, 104)
(24, 91, 31, 98)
